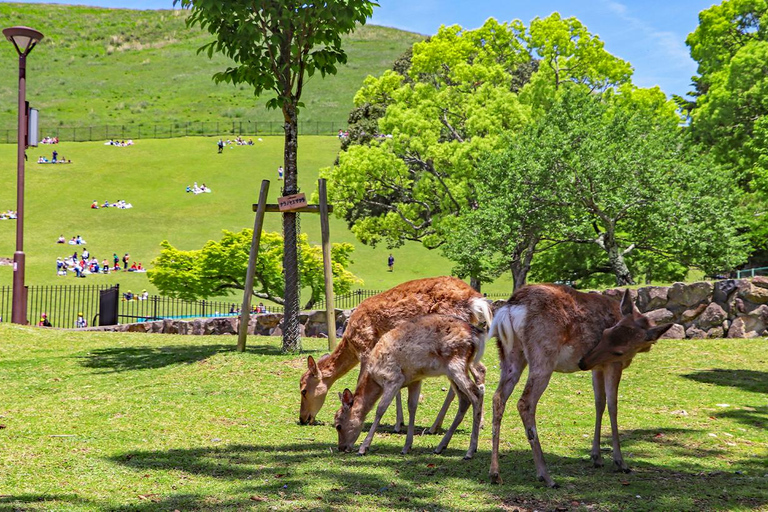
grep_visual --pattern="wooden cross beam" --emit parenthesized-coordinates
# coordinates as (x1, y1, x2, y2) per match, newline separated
(237, 179, 337, 353)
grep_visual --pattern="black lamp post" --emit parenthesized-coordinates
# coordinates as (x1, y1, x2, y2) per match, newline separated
(3, 26, 43, 325)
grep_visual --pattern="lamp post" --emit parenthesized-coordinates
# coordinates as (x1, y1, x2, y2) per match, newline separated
(3, 26, 43, 325)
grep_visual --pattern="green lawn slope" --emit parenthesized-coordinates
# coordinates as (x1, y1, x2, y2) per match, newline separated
(0, 136, 513, 299)
(0, 324, 765, 510)
(0, 3, 423, 131)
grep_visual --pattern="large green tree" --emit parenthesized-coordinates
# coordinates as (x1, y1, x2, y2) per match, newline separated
(177, 0, 376, 351)
(686, 0, 768, 262)
(149, 230, 360, 309)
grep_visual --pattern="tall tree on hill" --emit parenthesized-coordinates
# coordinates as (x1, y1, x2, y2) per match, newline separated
(177, 0, 376, 352)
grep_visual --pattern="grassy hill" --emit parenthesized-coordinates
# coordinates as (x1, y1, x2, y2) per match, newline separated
(0, 136, 514, 301)
(0, 3, 423, 131)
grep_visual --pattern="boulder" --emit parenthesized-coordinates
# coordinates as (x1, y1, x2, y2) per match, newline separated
(680, 303, 707, 324)
(685, 326, 707, 339)
(646, 308, 675, 324)
(661, 323, 685, 339)
(727, 316, 766, 338)
(695, 303, 727, 330)
(667, 281, 712, 308)
(747, 304, 768, 322)
(713, 280, 739, 309)
(636, 286, 669, 312)
(603, 288, 638, 305)
(752, 276, 768, 289)
(706, 326, 725, 339)
(741, 283, 768, 304)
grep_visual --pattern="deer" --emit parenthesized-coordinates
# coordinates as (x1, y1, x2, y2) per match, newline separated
(335, 314, 485, 459)
(299, 276, 492, 432)
(487, 284, 672, 488)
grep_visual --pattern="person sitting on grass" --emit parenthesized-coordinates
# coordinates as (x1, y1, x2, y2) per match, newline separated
(76, 312, 87, 328)
(91, 200, 99, 209)
(57, 234, 65, 244)
(123, 290, 134, 301)
(38, 313, 52, 327)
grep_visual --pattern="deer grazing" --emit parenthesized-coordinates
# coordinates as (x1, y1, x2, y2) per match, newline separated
(335, 314, 486, 458)
(488, 284, 672, 488)
(299, 276, 492, 431)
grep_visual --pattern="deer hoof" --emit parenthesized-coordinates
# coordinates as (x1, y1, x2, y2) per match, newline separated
(591, 456, 604, 468)
(489, 472, 503, 485)
(433, 446, 444, 455)
(538, 475, 559, 489)
(613, 460, 631, 473)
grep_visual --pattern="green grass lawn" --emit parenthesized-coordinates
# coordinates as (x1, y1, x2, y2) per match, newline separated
(0, 324, 765, 511)
(0, 136, 514, 300)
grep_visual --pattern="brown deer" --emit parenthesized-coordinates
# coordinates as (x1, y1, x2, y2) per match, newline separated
(299, 276, 492, 431)
(488, 284, 671, 488)
(335, 315, 485, 458)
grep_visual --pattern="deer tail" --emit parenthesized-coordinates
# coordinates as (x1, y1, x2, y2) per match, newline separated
(488, 304, 519, 352)
(469, 297, 493, 363)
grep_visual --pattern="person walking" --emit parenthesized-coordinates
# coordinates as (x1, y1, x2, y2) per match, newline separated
(388, 253, 395, 272)
(122, 253, 130, 270)
(217, 139, 224, 154)
(278, 166, 284, 180)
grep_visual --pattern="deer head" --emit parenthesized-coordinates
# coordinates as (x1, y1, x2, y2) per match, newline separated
(334, 388, 363, 452)
(578, 289, 672, 371)
(299, 355, 328, 425)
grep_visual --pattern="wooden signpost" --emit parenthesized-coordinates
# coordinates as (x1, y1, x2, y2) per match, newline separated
(237, 179, 336, 352)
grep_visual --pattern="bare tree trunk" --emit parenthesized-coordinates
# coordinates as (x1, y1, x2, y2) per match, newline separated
(510, 235, 539, 292)
(470, 276, 481, 293)
(282, 104, 301, 352)
(604, 234, 635, 286)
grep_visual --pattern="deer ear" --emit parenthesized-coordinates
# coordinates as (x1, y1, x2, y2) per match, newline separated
(620, 289, 634, 316)
(646, 323, 673, 342)
(341, 388, 354, 408)
(307, 355, 321, 379)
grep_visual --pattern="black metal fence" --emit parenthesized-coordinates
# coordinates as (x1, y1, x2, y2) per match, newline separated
(0, 284, 113, 328)
(1, 120, 347, 144)
(118, 294, 283, 323)
(315, 289, 510, 311)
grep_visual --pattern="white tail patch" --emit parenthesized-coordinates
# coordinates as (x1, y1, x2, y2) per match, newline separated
(489, 305, 527, 353)
(469, 297, 493, 363)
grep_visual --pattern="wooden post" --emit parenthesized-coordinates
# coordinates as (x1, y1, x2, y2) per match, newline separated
(237, 180, 270, 352)
(318, 179, 336, 350)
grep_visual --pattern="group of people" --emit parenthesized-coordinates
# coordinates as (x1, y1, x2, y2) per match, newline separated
(37, 312, 88, 328)
(57, 234, 86, 245)
(56, 251, 143, 277)
(0, 210, 17, 220)
(123, 289, 149, 301)
(91, 200, 133, 209)
(186, 182, 212, 194)
(228, 302, 268, 314)
(37, 150, 71, 164)
(217, 136, 260, 153)
(104, 139, 134, 146)
(40, 136, 59, 144)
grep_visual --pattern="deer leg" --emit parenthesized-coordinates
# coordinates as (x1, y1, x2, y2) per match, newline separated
(358, 382, 401, 455)
(590, 369, 606, 468)
(394, 391, 404, 433)
(517, 370, 557, 488)
(489, 347, 526, 485)
(428, 386, 454, 434)
(402, 381, 422, 455)
(452, 371, 483, 460)
(433, 383, 470, 455)
(605, 363, 630, 473)
(470, 361, 487, 429)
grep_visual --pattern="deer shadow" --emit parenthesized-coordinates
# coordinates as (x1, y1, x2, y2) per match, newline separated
(681, 368, 768, 394)
(78, 343, 291, 373)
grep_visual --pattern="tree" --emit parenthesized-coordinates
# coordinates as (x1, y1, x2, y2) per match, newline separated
(148, 230, 360, 309)
(465, 86, 748, 287)
(178, 0, 376, 351)
(685, 0, 768, 263)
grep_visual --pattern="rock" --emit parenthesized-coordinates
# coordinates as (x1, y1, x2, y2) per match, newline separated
(646, 308, 675, 324)
(680, 303, 707, 324)
(636, 287, 669, 312)
(661, 323, 685, 339)
(742, 284, 768, 304)
(695, 303, 727, 330)
(685, 326, 707, 339)
(706, 326, 725, 339)
(603, 288, 638, 305)
(668, 281, 713, 308)
(747, 304, 768, 322)
(727, 316, 766, 338)
(752, 276, 768, 289)
(723, 319, 730, 332)
(714, 280, 739, 309)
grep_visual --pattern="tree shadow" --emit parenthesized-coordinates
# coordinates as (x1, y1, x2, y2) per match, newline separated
(78, 343, 297, 373)
(682, 369, 768, 394)
(106, 434, 768, 511)
(0, 493, 91, 511)
(713, 405, 767, 430)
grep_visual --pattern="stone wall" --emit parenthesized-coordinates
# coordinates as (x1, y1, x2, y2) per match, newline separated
(84, 278, 768, 339)
(602, 277, 768, 339)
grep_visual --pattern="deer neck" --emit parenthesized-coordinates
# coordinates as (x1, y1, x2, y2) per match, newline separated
(318, 336, 360, 385)
(349, 371, 383, 428)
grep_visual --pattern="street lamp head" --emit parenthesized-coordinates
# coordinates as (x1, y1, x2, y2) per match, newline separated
(3, 26, 44, 57)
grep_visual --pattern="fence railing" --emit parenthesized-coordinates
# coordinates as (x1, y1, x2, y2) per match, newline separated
(314, 289, 510, 311)
(118, 294, 283, 323)
(0, 120, 347, 144)
(735, 266, 768, 279)
(0, 284, 113, 328)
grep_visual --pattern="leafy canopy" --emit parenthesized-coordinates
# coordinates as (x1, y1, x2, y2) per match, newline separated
(148, 230, 361, 307)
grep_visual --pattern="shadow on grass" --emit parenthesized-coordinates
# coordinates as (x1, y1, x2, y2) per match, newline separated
(78, 343, 308, 373)
(713, 404, 768, 429)
(682, 368, 768, 394)
(0, 494, 91, 511)
(106, 432, 768, 512)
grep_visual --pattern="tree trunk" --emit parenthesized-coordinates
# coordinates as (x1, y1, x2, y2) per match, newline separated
(604, 234, 635, 286)
(510, 235, 539, 292)
(281, 104, 301, 352)
(470, 276, 481, 293)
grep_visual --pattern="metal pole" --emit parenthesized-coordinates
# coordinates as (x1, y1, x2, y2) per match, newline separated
(318, 179, 336, 350)
(12, 52, 27, 324)
(238, 180, 271, 351)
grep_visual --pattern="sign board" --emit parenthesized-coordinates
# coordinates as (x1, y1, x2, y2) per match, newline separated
(278, 193, 308, 212)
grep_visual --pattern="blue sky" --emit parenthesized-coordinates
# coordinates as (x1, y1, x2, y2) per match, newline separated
(1, 0, 718, 97)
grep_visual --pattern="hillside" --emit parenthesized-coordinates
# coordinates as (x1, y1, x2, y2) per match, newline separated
(0, 3, 423, 131)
